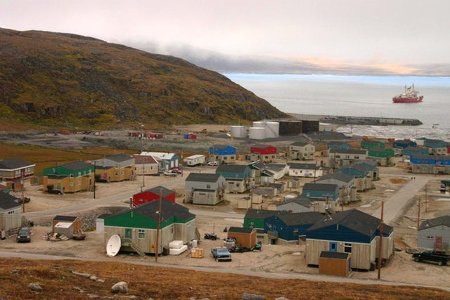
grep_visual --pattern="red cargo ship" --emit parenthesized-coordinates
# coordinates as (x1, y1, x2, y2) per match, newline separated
(392, 84, 423, 103)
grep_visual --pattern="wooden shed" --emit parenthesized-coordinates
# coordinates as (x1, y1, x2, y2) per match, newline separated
(319, 251, 351, 277)
(227, 227, 257, 249)
(52, 215, 82, 239)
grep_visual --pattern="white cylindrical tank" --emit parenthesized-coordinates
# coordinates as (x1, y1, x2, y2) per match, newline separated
(253, 121, 265, 128)
(249, 127, 266, 140)
(266, 121, 279, 138)
(231, 125, 247, 138)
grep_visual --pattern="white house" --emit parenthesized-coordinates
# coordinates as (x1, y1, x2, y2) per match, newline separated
(288, 163, 323, 178)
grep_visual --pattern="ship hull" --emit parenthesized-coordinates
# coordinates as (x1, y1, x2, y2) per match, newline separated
(392, 96, 423, 103)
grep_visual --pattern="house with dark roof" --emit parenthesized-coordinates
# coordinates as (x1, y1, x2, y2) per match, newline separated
(227, 227, 257, 249)
(216, 164, 253, 193)
(104, 201, 196, 255)
(277, 196, 312, 213)
(264, 212, 323, 243)
(305, 209, 394, 270)
(417, 215, 450, 251)
(288, 162, 323, 178)
(288, 139, 315, 160)
(301, 183, 340, 213)
(265, 163, 289, 180)
(0, 159, 35, 182)
(92, 154, 135, 182)
(243, 209, 289, 230)
(132, 186, 175, 207)
(329, 149, 368, 168)
(423, 138, 448, 155)
(134, 154, 159, 176)
(0, 192, 22, 232)
(352, 160, 379, 181)
(41, 161, 95, 193)
(410, 155, 450, 175)
(337, 165, 374, 192)
(316, 173, 357, 203)
(185, 173, 226, 205)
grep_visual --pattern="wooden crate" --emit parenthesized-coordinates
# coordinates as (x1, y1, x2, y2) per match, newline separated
(191, 247, 204, 258)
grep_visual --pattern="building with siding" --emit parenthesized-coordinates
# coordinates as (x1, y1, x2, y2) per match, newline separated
(0, 192, 22, 233)
(288, 163, 322, 178)
(185, 173, 226, 205)
(92, 154, 135, 182)
(417, 215, 450, 251)
(264, 212, 323, 243)
(410, 155, 450, 175)
(0, 159, 35, 182)
(288, 140, 315, 160)
(243, 209, 288, 230)
(277, 196, 312, 213)
(394, 139, 417, 149)
(208, 145, 237, 164)
(302, 183, 340, 213)
(352, 160, 379, 181)
(216, 164, 253, 193)
(265, 163, 289, 180)
(319, 251, 351, 277)
(423, 139, 448, 155)
(132, 186, 175, 207)
(249, 145, 278, 163)
(227, 227, 257, 249)
(337, 166, 374, 192)
(134, 155, 159, 176)
(140, 152, 179, 171)
(367, 148, 395, 166)
(305, 209, 394, 271)
(316, 173, 357, 203)
(104, 201, 196, 255)
(42, 161, 95, 193)
(329, 149, 368, 168)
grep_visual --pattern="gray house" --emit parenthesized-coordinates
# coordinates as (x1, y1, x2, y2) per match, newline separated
(418, 215, 450, 251)
(288, 140, 315, 160)
(92, 154, 136, 182)
(316, 173, 357, 203)
(277, 196, 312, 213)
(185, 173, 226, 205)
(329, 149, 368, 168)
(0, 192, 23, 233)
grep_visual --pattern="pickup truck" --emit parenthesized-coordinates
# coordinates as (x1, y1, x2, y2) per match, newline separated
(211, 247, 232, 262)
(412, 250, 450, 266)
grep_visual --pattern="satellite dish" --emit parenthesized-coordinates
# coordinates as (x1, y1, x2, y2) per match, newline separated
(106, 234, 121, 257)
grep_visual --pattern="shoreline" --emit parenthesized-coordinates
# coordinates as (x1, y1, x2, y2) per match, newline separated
(290, 113, 422, 126)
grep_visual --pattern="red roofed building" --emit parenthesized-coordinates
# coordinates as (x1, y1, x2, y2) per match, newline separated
(248, 145, 278, 162)
(132, 186, 176, 207)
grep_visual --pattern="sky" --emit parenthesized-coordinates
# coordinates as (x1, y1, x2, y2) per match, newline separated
(1, 0, 449, 74)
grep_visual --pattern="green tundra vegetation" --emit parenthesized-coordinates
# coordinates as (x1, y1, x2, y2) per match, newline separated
(0, 28, 286, 130)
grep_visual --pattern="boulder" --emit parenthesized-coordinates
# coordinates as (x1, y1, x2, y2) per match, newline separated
(28, 283, 43, 292)
(111, 281, 128, 294)
(242, 293, 265, 300)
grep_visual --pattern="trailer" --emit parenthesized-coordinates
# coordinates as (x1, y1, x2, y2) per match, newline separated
(184, 155, 206, 166)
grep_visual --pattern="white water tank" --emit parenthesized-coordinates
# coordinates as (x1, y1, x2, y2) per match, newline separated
(266, 121, 279, 138)
(249, 127, 266, 140)
(230, 125, 247, 138)
(253, 121, 265, 128)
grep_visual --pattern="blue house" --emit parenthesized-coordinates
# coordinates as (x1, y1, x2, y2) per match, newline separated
(305, 209, 394, 270)
(422, 138, 448, 155)
(327, 142, 352, 152)
(337, 166, 373, 191)
(394, 139, 417, 149)
(208, 145, 237, 164)
(302, 183, 340, 213)
(402, 147, 428, 158)
(216, 164, 252, 193)
(411, 155, 450, 174)
(264, 212, 323, 242)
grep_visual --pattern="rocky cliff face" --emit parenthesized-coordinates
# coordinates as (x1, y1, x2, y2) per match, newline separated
(0, 28, 286, 128)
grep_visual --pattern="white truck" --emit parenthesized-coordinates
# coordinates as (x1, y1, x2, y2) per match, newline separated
(184, 154, 206, 166)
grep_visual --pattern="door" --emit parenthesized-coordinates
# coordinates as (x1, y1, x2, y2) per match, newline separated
(329, 241, 337, 252)
(125, 228, 132, 239)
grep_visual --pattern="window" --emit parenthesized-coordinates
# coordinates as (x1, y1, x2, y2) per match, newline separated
(125, 228, 132, 239)
(206, 184, 211, 189)
(427, 235, 434, 239)
(138, 229, 145, 239)
(355, 156, 359, 159)
(344, 243, 352, 253)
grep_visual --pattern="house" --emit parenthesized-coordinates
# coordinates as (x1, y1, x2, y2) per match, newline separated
(265, 163, 289, 180)
(227, 227, 257, 249)
(264, 212, 324, 243)
(316, 173, 357, 204)
(319, 251, 351, 277)
(367, 148, 395, 166)
(104, 201, 196, 255)
(92, 154, 135, 182)
(308, 131, 349, 142)
(208, 145, 237, 164)
(277, 196, 313, 213)
(41, 161, 95, 193)
(243, 208, 288, 230)
(249, 145, 278, 163)
(402, 147, 429, 159)
(327, 142, 352, 152)
(185, 173, 226, 205)
(132, 186, 175, 207)
(0, 192, 22, 233)
(288, 140, 315, 160)
(394, 139, 417, 149)
(249, 161, 271, 186)
(0, 159, 35, 182)
(134, 155, 159, 176)
(410, 155, 450, 175)
(352, 160, 380, 181)
(329, 149, 368, 168)
(288, 163, 322, 178)
(417, 215, 450, 251)
(52, 215, 82, 239)
(216, 164, 253, 193)
(423, 139, 448, 155)
(184, 155, 205, 167)
(337, 166, 374, 191)
(361, 140, 386, 150)
(302, 183, 340, 213)
(306, 209, 394, 270)
(140, 152, 179, 171)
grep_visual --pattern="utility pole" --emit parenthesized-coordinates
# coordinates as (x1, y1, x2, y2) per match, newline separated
(141, 124, 145, 189)
(21, 170, 25, 213)
(417, 195, 421, 230)
(425, 183, 428, 213)
(155, 187, 162, 262)
(93, 161, 96, 199)
(377, 201, 384, 280)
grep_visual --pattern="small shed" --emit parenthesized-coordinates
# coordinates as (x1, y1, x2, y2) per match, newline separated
(237, 197, 252, 209)
(319, 251, 351, 277)
(52, 215, 81, 239)
(96, 214, 109, 234)
(227, 227, 257, 249)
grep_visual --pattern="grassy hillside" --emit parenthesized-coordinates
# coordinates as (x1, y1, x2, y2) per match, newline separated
(0, 28, 286, 130)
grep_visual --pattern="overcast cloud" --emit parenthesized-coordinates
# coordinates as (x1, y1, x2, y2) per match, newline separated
(1, 0, 449, 74)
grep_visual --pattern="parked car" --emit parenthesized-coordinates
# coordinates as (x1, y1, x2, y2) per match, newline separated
(16, 227, 31, 243)
(170, 167, 183, 174)
(211, 247, 232, 261)
(204, 233, 218, 240)
(412, 250, 450, 266)
(207, 161, 218, 166)
(163, 170, 177, 177)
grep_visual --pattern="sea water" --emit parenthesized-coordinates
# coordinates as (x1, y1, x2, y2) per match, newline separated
(225, 74, 450, 140)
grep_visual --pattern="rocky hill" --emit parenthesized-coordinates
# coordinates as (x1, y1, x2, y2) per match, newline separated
(0, 28, 286, 129)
